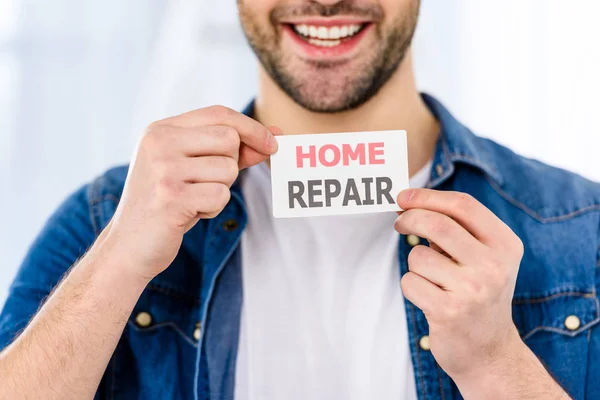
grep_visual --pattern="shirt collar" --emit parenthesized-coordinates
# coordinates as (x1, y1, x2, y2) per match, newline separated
(240, 93, 504, 188)
(422, 93, 504, 187)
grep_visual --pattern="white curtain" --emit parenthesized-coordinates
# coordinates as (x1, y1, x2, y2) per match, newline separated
(1, 0, 599, 304)
(0, 0, 167, 302)
(415, 1, 600, 178)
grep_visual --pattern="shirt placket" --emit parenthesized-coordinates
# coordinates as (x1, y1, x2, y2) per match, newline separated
(399, 233, 455, 400)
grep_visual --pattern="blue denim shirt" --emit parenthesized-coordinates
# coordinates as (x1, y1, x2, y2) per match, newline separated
(2, 94, 600, 400)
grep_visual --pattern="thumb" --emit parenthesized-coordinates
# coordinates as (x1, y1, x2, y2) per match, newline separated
(238, 126, 283, 170)
(267, 125, 284, 136)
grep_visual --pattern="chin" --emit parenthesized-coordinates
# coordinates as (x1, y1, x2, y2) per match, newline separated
(293, 91, 354, 113)
(276, 56, 377, 113)
(281, 71, 357, 113)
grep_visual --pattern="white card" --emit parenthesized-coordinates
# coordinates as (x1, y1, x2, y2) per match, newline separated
(270, 130, 409, 218)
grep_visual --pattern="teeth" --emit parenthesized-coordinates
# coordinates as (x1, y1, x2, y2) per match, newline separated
(330, 26, 340, 39)
(308, 39, 342, 48)
(293, 24, 363, 40)
(296, 24, 309, 36)
(317, 26, 328, 39)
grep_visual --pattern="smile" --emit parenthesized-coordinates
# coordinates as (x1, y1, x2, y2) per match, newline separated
(291, 23, 367, 47)
(282, 19, 374, 59)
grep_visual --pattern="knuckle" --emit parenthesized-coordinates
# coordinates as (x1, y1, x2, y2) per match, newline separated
(142, 123, 168, 148)
(397, 209, 418, 229)
(426, 214, 450, 236)
(407, 245, 428, 269)
(205, 105, 233, 119)
(400, 273, 414, 296)
(201, 210, 220, 219)
(154, 159, 172, 181)
(512, 236, 525, 257)
(200, 184, 227, 212)
(485, 255, 505, 271)
(219, 126, 241, 150)
(209, 157, 239, 184)
(211, 183, 231, 207)
(464, 276, 487, 302)
(420, 189, 433, 204)
(452, 192, 475, 211)
(156, 175, 183, 201)
(144, 121, 163, 135)
(487, 264, 511, 288)
(442, 297, 463, 320)
(212, 156, 239, 180)
(225, 158, 240, 183)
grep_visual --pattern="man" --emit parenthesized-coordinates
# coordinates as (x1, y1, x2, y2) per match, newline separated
(0, 0, 598, 399)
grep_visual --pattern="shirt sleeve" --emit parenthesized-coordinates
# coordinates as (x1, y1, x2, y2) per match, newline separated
(586, 228, 600, 398)
(0, 184, 98, 350)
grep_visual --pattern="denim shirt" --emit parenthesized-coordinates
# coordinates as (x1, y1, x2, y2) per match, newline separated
(2, 94, 600, 400)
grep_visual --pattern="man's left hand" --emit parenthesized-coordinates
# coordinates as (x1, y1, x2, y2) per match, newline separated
(395, 188, 525, 386)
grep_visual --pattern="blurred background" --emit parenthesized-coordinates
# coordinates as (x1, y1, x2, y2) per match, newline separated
(1, 0, 599, 305)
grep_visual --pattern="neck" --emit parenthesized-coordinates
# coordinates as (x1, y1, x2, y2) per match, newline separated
(254, 50, 440, 176)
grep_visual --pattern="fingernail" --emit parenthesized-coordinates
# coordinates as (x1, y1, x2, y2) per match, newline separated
(394, 216, 402, 232)
(267, 125, 283, 135)
(267, 129, 278, 153)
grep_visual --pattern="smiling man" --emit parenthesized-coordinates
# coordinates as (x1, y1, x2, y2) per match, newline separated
(0, 1, 598, 400)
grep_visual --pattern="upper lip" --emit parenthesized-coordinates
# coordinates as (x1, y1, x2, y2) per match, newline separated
(278, 17, 373, 26)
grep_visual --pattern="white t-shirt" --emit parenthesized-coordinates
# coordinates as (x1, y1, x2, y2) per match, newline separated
(236, 160, 432, 400)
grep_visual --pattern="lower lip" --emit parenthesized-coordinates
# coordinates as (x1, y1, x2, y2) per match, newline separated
(283, 24, 373, 59)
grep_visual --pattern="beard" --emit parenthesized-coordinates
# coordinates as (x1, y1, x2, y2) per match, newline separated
(238, 1, 420, 113)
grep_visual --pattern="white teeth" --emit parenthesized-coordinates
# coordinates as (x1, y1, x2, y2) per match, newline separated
(330, 26, 340, 39)
(293, 23, 363, 41)
(308, 39, 342, 47)
(296, 24, 309, 36)
(317, 26, 328, 39)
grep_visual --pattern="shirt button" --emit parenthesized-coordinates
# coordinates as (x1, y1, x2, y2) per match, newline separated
(135, 311, 153, 328)
(564, 315, 581, 331)
(406, 234, 421, 247)
(435, 164, 444, 176)
(419, 335, 431, 351)
(193, 322, 201, 341)
(223, 219, 239, 232)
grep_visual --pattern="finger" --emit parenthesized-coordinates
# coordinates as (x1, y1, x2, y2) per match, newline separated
(239, 125, 284, 170)
(266, 125, 284, 135)
(428, 241, 443, 253)
(160, 105, 278, 155)
(407, 245, 462, 290)
(148, 125, 241, 160)
(238, 145, 270, 170)
(395, 209, 489, 266)
(426, 241, 453, 260)
(179, 156, 239, 186)
(183, 182, 231, 220)
(401, 271, 447, 315)
(397, 189, 514, 249)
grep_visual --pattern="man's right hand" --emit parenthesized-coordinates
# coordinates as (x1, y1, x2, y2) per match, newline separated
(105, 105, 279, 281)
(0, 105, 278, 400)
